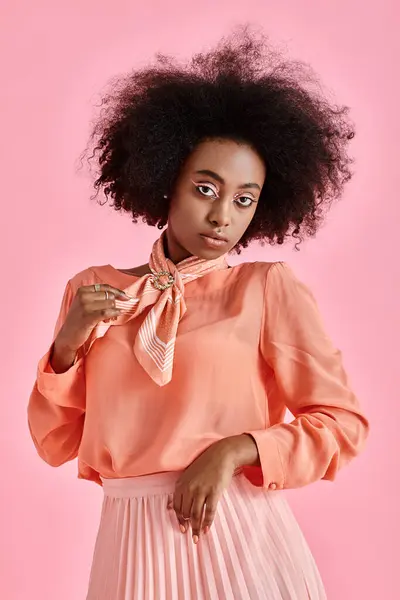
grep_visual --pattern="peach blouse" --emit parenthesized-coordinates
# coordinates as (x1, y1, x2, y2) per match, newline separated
(27, 261, 369, 489)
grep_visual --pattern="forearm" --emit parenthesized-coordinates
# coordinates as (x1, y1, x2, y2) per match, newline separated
(28, 345, 86, 466)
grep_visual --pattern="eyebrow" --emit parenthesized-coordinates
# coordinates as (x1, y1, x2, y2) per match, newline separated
(195, 169, 261, 191)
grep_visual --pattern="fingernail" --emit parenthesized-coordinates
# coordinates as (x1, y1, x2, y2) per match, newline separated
(180, 524, 186, 534)
(193, 535, 199, 544)
(203, 526, 209, 534)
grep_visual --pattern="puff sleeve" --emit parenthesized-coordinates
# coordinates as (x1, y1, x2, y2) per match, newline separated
(27, 280, 86, 466)
(245, 261, 369, 490)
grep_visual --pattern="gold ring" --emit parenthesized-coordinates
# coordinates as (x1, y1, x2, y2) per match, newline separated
(105, 290, 108, 300)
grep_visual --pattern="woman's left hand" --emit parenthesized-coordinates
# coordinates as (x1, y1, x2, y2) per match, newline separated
(167, 434, 259, 544)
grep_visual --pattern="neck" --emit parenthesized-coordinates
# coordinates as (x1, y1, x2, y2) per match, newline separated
(164, 229, 192, 264)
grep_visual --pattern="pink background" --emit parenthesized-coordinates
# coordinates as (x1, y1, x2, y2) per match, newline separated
(1, 1, 398, 598)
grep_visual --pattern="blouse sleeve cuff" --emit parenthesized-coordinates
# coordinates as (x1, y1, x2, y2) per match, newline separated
(36, 346, 85, 409)
(244, 430, 286, 491)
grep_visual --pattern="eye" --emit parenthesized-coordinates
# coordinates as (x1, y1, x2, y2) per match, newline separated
(192, 181, 219, 198)
(234, 195, 256, 208)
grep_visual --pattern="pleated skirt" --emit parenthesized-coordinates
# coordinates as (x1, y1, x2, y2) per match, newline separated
(86, 471, 326, 600)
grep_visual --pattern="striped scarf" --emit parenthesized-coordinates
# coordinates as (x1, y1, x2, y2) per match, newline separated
(87, 231, 228, 386)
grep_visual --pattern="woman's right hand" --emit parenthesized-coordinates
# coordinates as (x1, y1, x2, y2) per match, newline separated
(51, 284, 130, 372)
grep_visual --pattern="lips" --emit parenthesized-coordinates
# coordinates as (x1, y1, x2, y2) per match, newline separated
(200, 231, 229, 243)
(199, 232, 229, 249)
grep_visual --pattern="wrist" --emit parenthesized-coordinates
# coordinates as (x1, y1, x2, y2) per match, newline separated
(55, 328, 80, 353)
(221, 434, 260, 469)
(51, 336, 80, 373)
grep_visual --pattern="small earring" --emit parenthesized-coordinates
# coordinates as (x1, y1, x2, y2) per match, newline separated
(163, 194, 168, 199)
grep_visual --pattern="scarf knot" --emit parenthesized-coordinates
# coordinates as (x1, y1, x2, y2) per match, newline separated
(86, 231, 228, 386)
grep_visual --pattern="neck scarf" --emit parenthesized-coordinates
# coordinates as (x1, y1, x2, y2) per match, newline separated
(87, 231, 229, 386)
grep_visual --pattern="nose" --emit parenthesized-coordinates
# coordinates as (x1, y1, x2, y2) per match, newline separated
(208, 198, 231, 229)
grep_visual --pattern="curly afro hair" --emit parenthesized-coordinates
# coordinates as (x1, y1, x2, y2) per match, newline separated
(84, 26, 355, 251)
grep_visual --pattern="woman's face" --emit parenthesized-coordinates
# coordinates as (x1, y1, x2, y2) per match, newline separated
(166, 139, 266, 263)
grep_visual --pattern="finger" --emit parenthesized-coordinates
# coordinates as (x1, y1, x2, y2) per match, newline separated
(166, 494, 174, 511)
(85, 290, 121, 303)
(80, 289, 123, 319)
(172, 493, 188, 534)
(103, 315, 120, 323)
(190, 496, 206, 544)
(79, 293, 119, 316)
(93, 308, 123, 323)
(79, 284, 130, 300)
(173, 491, 183, 515)
(177, 515, 190, 534)
(202, 494, 220, 534)
(180, 494, 193, 527)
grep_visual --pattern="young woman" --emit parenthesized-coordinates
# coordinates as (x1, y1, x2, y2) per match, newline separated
(28, 29, 369, 599)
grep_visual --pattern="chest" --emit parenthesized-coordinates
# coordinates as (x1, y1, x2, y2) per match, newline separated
(85, 265, 269, 392)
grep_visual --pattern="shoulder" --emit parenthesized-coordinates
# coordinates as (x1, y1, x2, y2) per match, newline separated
(238, 260, 312, 301)
(66, 265, 114, 293)
(256, 261, 319, 312)
(224, 261, 288, 300)
(249, 260, 303, 285)
(237, 260, 292, 283)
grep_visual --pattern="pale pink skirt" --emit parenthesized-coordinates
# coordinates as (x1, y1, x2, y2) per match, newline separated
(86, 471, 326, 600)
